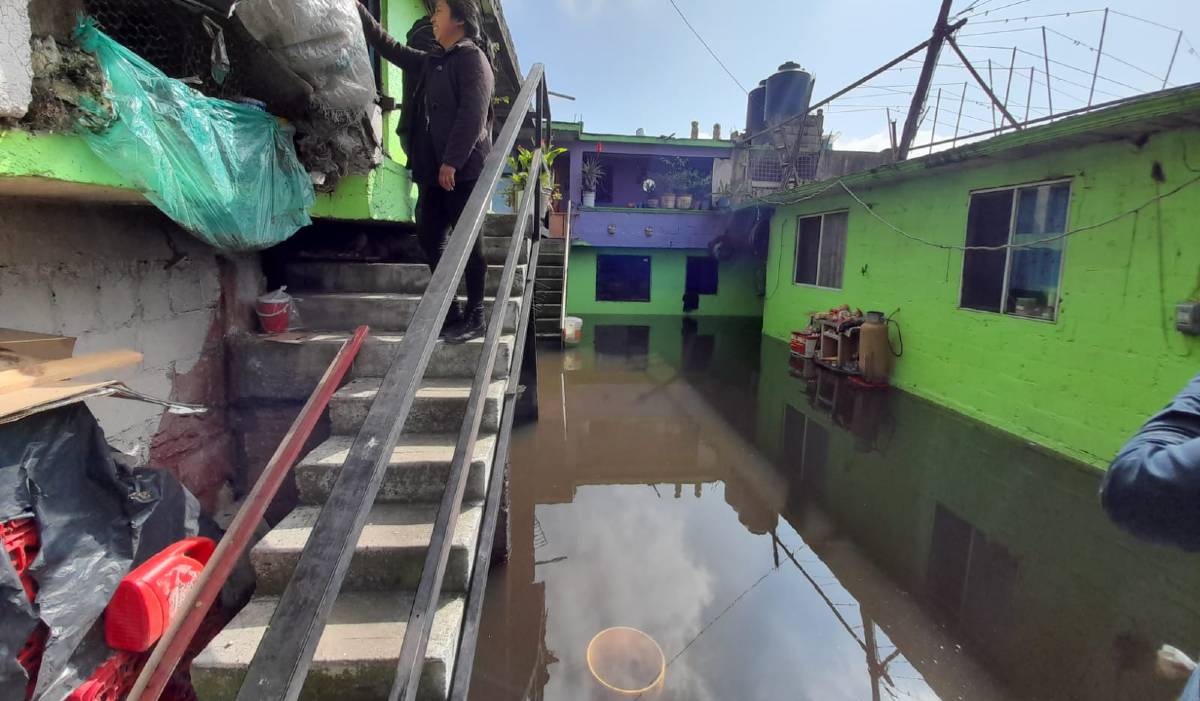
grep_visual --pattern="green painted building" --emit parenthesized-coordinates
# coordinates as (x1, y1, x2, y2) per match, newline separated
(758, 86, 1200, 468)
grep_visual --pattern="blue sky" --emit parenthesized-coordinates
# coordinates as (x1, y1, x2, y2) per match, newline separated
(502, 0, 1200, 150)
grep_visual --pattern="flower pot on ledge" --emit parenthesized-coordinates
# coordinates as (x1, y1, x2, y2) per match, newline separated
(676, 194, 693, 210)
(582, 191, 596, 208)
(660, 193, 677, 209)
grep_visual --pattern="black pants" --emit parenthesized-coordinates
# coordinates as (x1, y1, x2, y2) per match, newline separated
(416, 181, 487, 312)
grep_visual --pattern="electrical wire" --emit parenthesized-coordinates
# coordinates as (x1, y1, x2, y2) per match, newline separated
(1043, 27, 1168, 84)
(828, 173, 1200, 252)
(968, 9, 1108, 26)
(959, 0, 1035, 19)
(956, 44, 1139, 95)
(665, 0, 748, 94)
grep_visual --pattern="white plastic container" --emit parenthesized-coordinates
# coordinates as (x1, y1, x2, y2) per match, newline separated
(563, 317, 584, 346)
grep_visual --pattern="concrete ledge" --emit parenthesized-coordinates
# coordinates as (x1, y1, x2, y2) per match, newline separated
(292, 293, 521, 333)
(329, 378, 505, 435)
(251, 502, 481, 595)
(229, 332, 514, 401)
(296, 433, 495, 505)
(192, 592, 463, 701)
(284, 261, 525, 295)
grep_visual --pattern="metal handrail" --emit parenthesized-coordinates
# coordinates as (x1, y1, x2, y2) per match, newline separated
(234, 63, 549, 701)
(388, 153, 543, 701)
(559, 201, 572, 334)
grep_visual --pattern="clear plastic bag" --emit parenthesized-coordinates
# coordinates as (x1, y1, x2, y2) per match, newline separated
(74, 19, 314, 253)
(234, 0, 377, 114)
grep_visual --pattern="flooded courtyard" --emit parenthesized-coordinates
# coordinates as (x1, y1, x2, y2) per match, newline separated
(468, 316, 1200, 701)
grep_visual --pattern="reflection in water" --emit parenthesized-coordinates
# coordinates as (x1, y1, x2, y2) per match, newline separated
(469, 317, 1200, 701)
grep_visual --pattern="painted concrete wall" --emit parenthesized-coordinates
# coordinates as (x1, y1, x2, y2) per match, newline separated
(0, 200, 263, 510)
(0, 0, 32, 119)
(567, 247, 763, 317)
(573, 209, 728, 249)
(761, 126, 1200, 467)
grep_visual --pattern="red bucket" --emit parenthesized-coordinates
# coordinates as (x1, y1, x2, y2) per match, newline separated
(256, 288, 293, 334)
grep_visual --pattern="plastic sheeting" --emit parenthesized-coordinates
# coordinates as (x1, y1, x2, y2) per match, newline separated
(234, 0, 376, 114)
(74, 19, 314, 253)
(0, 405, 200, 701)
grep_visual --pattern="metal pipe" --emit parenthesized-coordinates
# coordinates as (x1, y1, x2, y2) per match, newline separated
(1024, 66, 1035, 122)
(928, 88, 943, 154)
(127, 326, 370, 701)
(1088, 8, 1109, 106)
(952, 82, 967, 148)
(1042, 27, 1054, 117)
(947, 36, 1022, 129)
(1002, 47, 1017, 131)
(1163, 31, 1183, 90)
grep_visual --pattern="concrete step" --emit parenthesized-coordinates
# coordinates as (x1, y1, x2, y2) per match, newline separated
(251, 502, 481, 595)
(533, 290, 561, 305)
(296, 433, 495, 506)
(536, 266, 563, 280)
(535, 318, 561, 335)
(535, 304, 562, 320)
(229, 332, 513, 402)
(192, 591, 464, 701)
(330, 378, 505, 436)
(284, 262, 524, 296)
(293, 293, 520, 333)
(539, 253, 564, 266)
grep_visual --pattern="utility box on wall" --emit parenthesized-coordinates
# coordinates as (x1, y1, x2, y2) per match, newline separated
(1177, 302, 1200, 335)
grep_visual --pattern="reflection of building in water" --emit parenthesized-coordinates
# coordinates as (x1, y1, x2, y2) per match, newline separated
(759, 339, 1200, 701)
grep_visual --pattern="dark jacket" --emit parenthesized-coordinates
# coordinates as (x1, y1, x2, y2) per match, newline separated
(358, 5, 494, 185)
(1100, 373, 1200, 551)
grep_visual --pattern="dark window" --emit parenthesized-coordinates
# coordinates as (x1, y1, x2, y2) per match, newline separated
(794, 211, 848, 289)
(596, 254, 651, 302)
(961, 182, 1070, 321)
(685, 257, 719, 295)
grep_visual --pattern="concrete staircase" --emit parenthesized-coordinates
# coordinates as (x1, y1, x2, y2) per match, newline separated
(193, 215, 525, 701)
(533, 237, 565, 340)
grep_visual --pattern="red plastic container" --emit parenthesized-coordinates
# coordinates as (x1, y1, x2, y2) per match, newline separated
(2, 518, 40, 602)
(66, 651, 143, 701)
(255, 288, 293, 334)
(104, 537, 216, 653)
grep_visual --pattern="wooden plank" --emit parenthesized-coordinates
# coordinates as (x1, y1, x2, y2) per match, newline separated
(0, 350, 142, 393)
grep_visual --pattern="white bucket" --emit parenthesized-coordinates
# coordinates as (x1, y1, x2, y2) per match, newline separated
(563, 317, 584, 346)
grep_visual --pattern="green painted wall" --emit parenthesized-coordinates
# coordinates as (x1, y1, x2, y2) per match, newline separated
(762, 126, 1200, 467)
(0, 0, 426, 223)
(566, 246, 764, 318)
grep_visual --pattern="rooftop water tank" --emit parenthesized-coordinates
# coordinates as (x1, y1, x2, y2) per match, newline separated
(765, 62, 814, 129)
(746, 80, 767, 143)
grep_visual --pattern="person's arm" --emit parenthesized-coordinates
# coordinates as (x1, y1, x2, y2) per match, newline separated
(356, 3, 425, 72)
(440, 47, 494, 190)
(1100, 373, 1200, 551)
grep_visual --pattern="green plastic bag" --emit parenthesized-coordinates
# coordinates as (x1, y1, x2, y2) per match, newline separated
(74, 19, 315, 252)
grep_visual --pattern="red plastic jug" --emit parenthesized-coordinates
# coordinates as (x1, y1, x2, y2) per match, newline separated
(104, 537, 216, 653)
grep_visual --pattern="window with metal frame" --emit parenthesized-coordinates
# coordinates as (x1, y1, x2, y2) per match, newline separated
(793, 211, 848, 289)
(596, 254, 651, 302)
(961, 181, 1070, 321)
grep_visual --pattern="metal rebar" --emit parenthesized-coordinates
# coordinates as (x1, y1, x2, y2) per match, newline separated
(1163, 30, 1183, 90)
(952, 82, 967, 147)
(1042, 26, 1054, 117)
(1088, 8, 1109, 106)
(928, 88, 943, 154)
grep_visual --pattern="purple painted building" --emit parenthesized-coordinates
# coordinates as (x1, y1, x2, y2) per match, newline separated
(551, 121, 734, 250)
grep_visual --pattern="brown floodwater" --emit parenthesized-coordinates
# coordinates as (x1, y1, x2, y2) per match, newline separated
(468, 316, 1200, 701)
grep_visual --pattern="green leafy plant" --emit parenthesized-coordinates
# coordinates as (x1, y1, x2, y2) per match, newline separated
(655, 156, 709, 196)
(503, 145, 567, 208)
(581, 157, 606, 193)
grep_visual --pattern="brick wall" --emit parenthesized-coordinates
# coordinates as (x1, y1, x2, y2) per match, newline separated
(0, 199, 263, 510)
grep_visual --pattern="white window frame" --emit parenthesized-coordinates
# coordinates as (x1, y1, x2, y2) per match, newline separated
(793, 210, 849, 291)
(958, 179, 1072, 323)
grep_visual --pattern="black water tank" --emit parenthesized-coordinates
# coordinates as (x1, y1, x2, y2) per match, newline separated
(765, 62, 814, 128)
(746, 80, 767, 141)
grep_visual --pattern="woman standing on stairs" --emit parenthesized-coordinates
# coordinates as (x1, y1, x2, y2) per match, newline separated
(357, 0, 495, 344)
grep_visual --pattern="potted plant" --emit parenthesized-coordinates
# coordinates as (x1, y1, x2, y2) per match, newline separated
(643, 178, 660, 209)
(503, 145, 566, 212)
(581, 157, 605, 208)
